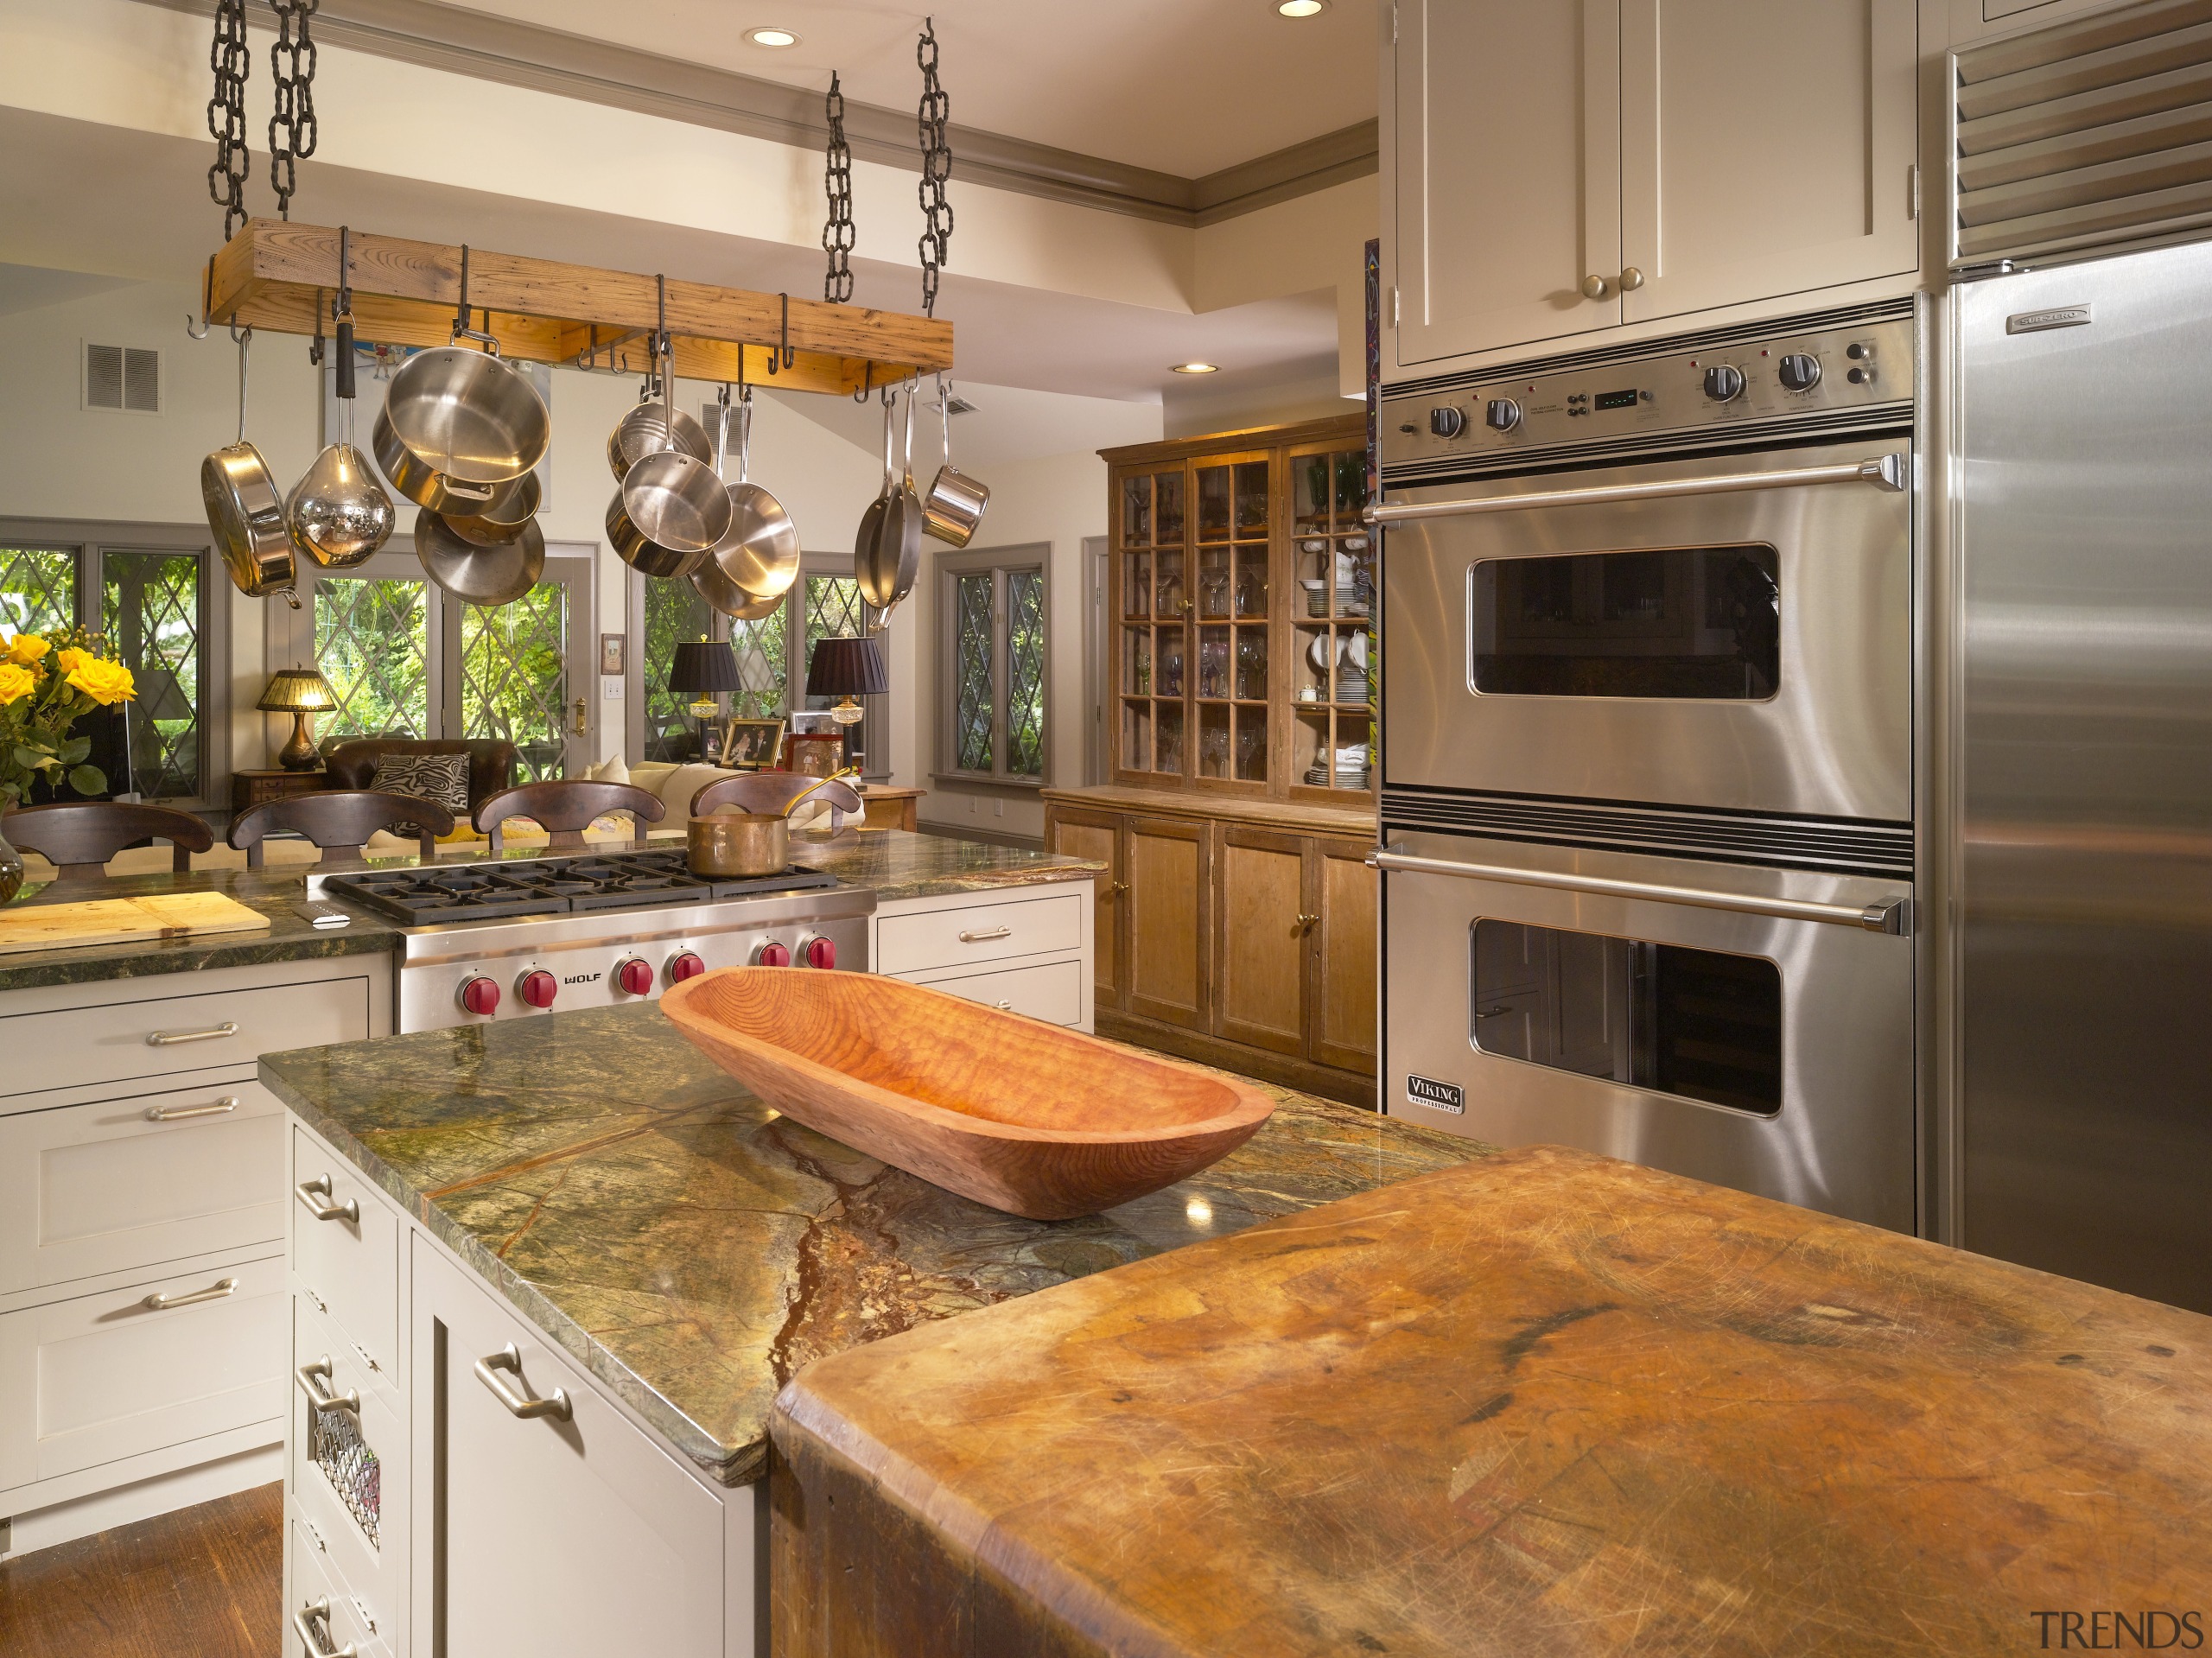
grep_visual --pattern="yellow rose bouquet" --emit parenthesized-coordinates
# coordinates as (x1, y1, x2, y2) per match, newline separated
(0, 627, 136, 807)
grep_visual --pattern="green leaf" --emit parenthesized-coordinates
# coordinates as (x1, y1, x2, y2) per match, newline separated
(68, 765, 105, 797)
(58, 735, 91, 765)
(12, 746, 45, 772)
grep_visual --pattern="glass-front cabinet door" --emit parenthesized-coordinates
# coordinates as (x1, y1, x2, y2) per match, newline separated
(1108, 416, 1372, 804)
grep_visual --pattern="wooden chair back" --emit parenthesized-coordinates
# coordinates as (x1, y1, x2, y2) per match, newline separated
(690, 775, 863, 835)
(474, 780, 666, 852)
(229, 791, 455, 867)
(3, 802, 215, 882)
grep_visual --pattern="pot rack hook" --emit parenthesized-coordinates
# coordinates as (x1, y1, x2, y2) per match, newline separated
(853, 361, 873, 404)
(780, 292, 793, 371)
(449, 245, 500, 355)
(186, 255, 214, 340)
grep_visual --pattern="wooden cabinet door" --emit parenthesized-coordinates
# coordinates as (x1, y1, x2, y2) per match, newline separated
(1048, 806, 1126, 1010)
(1395, 0, 1622, 365)
(1619, 0, 1918, 325)
(1124, 816, 1211, 1032)
(414, 1243, 724, 1658)
(1309, 840, 1379, 1076)
(1215, 827, 1310, 1058)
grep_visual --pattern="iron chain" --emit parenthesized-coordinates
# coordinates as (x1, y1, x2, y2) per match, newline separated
(916, 17, 953, 318)
(823, 72, 855, 304)
(268, 0, 321, 221)
(206, 0, 251, 241)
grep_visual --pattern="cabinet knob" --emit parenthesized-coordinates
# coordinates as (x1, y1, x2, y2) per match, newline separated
(1580, 274, 1613, 300)
(1107, 880, 1129, 896)
(1618, 265, 1645, 292)
(1295, 912, 1320, 934)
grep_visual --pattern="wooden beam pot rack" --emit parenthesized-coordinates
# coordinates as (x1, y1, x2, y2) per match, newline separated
(204, 219, 952, 397)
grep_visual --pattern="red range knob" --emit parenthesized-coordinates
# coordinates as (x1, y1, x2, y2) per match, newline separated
(753, 941, 791, 968)
(667, 951, 707, 984)
(801, 937, 837, 970)
(518, 969, 557, 1009)
(458, 976, 500, 1017)
(614, 958, 655, 997)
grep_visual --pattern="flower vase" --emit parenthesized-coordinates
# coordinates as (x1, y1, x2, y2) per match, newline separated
(0, 820, 22, 907)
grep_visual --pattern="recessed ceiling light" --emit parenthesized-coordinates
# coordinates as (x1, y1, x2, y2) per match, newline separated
(745, 26, 800, 48)
(1276, 0, 1329, 16)
(1172, 362, 1220, 374)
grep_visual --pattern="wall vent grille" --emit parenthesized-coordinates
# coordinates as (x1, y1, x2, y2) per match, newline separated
(85, 343, 161, 414)
(1954, 0, 2212, 264)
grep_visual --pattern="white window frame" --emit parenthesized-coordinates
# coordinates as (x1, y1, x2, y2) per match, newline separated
(935, 542, 1051, 789)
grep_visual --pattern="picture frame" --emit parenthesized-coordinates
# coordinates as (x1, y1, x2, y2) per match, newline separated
(720, 717, 785, 771)
(784, 730, 846, 779)
(599, 633, 626, 677)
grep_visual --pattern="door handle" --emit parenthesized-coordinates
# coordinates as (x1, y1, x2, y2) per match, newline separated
(572, 696, 588, 735)
(143, 1276, 236, 1311)
(1366, 454, 1907, 526)
(957, 926, 1013, 943)
(1367, 844, 1910, 934)
(296, 1356, 361, 1416)
(475, 1343, 572, 1421)
(144, 1020, 238, 1046)
(293, 1599, 359, 1658)
(144, 1096, 239, 1121)
(296, 1174, 359, 1223)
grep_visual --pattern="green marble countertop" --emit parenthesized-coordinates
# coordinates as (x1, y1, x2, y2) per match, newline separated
(259, 1002, 1481, 1486)
(789, 830, 1102, 901)
(0, 867, 398, 994)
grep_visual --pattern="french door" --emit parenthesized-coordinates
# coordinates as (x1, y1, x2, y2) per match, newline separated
(270, 546, 592, 781)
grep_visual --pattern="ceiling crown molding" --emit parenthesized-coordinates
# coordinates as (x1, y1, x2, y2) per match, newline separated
(130, 0, 1376, 229)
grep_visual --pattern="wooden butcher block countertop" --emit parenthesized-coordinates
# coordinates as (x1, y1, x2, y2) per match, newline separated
(770, 1145, 2212, 1658)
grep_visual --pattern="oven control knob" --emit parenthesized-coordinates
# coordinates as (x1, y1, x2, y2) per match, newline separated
(1776, 353, 1821, 392)
(1427, 405, 1465, 439)
(1484, 397, 1522, 433)
(458, 976, 500, 1017)
(614, 958, 655, 997)
(1702, 364, 1745, 403)
(667, 951, 706, 985)
(799, 937, 837, 970)
(518, 969, 557, 1010)
(753, 941, 791, 968)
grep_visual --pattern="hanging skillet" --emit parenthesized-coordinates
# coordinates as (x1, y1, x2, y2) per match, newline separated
(613, 276, 732, 560)
(607, 375, 712, 483)
(287, 227, 395, 569)
(708, 381, 800, 600)
(200, 323, 299, 604)
(373, 245, 550, 516)
(415, 506, 544, 607)
(854, 383, 921, 624)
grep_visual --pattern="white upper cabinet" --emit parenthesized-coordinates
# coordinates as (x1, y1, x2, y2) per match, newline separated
(1392, 0, 1919, 369)
(1619, 0, 1920, 322)
(1395, 1, 1623, 365)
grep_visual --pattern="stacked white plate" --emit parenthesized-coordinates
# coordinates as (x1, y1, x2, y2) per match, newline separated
(1305, 743, 1371, 787)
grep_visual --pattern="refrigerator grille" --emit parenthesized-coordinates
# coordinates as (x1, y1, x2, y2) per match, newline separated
(1953, 0, 2212, 264)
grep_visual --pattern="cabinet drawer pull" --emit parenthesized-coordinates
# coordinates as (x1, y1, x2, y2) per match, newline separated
(143, 1275, 236, 1311)
(144, 1096, 239, 1122)
(296, 1356, 361, 1416)
(958, 926, 1013, 943)
(144, 1020, 239, 1046)
(475, 1343, 572, 1421)
(296, 1174, 359, 1223)
(294, 1598, 359, 1658)
(995, 999, 1014, 1010)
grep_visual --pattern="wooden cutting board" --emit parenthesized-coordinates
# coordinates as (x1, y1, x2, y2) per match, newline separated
(772, 1145, 2212, 1657)
(0, 890, 271, 956)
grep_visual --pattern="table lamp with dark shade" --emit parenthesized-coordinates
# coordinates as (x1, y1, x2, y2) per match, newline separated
(805, 635, 888, 730)
(257, 664, 338, 771)
(669, 638, 745, 760)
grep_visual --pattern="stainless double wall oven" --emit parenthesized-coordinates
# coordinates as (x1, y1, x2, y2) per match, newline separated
(1376, 301, 1921, 1230)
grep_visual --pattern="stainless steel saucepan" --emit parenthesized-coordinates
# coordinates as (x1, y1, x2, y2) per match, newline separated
(607, 378, 712, 482)
(440, 469, 540, 549)
(374, 338, 549, 514)
(921, 375, 988, 546)
(706, 386, 800, 600)
(613, 284, 732, 561)
(201, 324, 299, 604)
(854, 383, 921, 622)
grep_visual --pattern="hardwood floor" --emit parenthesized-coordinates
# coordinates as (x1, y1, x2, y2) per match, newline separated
(0, 1483, 282, 1658)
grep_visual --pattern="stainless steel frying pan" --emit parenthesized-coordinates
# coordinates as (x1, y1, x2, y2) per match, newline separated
(201, 325, 299, 603)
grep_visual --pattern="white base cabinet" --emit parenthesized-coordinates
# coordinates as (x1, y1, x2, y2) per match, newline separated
(871, 881, 1096, 1032)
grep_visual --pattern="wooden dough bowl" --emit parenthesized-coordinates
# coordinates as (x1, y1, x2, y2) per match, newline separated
(659, 968, 1276, 1219)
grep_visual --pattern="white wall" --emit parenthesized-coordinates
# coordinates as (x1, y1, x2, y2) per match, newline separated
(0, 275, 905, 787)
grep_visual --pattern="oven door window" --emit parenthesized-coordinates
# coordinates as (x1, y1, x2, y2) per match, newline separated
(1471, 919, 1781, 1115)
(1471, 546, 1779, 698)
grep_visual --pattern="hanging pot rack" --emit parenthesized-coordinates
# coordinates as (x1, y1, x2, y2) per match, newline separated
(202, 219, 951, 397)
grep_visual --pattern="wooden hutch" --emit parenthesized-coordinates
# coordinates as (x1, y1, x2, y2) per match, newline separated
(1044, 413, 1379, 1108)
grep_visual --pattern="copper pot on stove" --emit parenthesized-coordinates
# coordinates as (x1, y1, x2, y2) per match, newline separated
(687, 812, 789, 880)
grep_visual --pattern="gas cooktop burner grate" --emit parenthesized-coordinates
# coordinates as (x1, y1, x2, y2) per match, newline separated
(322, 849, 842, 925)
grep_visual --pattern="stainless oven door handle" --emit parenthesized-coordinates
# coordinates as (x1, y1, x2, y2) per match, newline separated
(1368, 844, 1910, 934)
(1364, 453, 1906, 524)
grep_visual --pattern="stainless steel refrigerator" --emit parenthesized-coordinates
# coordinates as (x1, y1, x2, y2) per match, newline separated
(1958, 238, 2212, 1313)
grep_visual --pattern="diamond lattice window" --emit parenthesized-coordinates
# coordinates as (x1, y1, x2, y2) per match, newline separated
(315, 578, 431, 743)
(100, 551, 203, 801)
(954, 573, 994, 772)
(642, 577, 715, 762)
(461, 585, 569, 781)
(1006, 570, 1046, 778)
(0, 547, 78, 640)
(803, 575, 873, 712)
